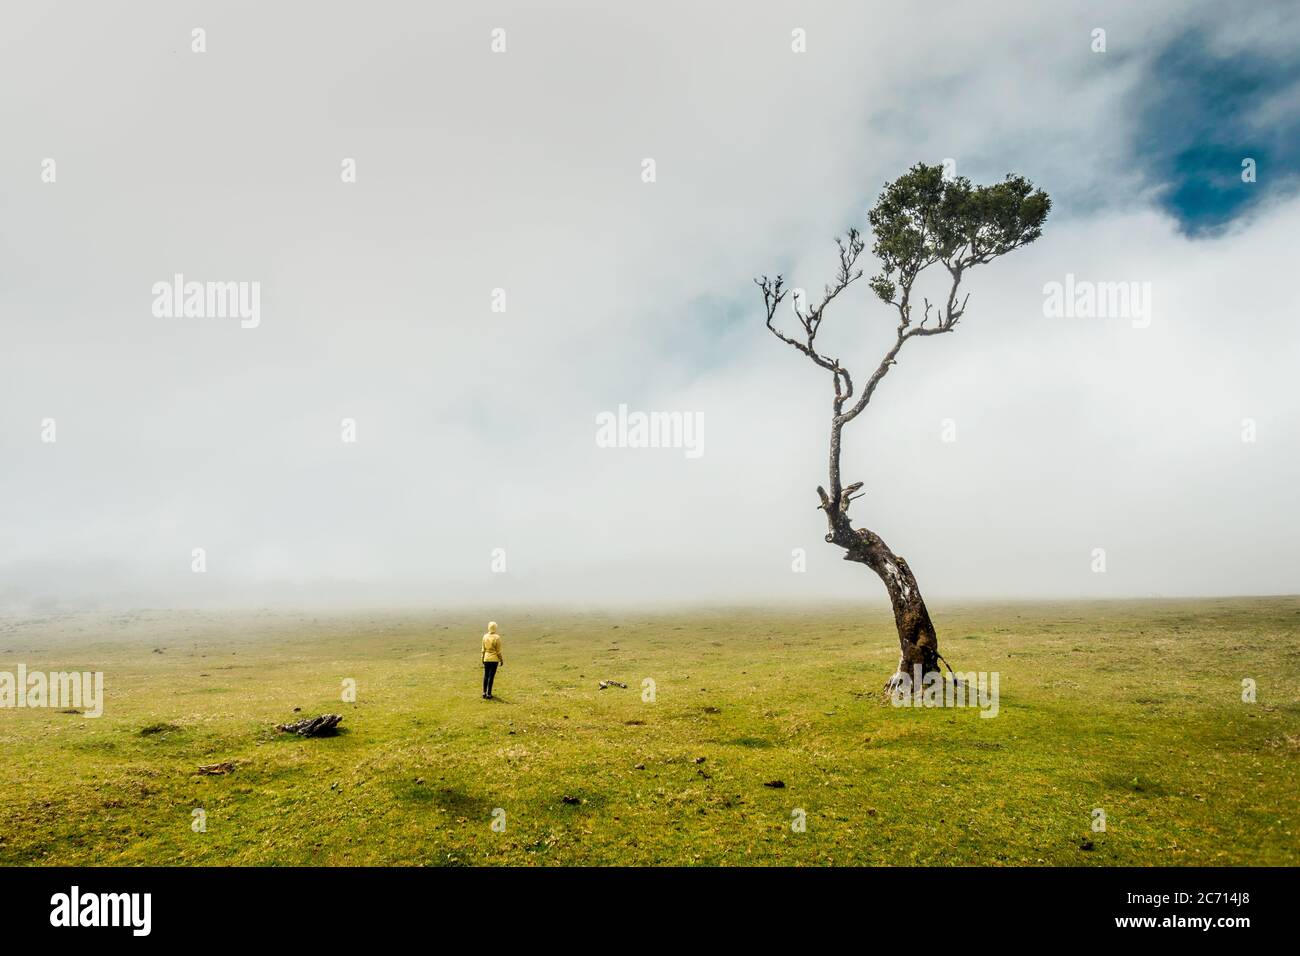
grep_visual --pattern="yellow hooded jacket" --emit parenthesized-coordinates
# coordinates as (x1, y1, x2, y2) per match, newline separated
(482, 622, 503, 664)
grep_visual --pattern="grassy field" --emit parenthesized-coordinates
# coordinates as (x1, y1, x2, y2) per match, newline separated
(1, 598, 1297, 866)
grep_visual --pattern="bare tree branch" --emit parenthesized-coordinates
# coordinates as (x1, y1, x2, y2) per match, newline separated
(756, 227, 865, 407)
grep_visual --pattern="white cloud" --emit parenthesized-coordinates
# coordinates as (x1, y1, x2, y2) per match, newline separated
(0, 0, 1295, 609)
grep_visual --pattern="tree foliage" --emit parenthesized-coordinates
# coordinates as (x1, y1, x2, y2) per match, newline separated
(866, 163, 1050, 306)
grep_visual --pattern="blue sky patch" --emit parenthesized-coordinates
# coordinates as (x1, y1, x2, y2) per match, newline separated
(1135, 28, 1300, 234)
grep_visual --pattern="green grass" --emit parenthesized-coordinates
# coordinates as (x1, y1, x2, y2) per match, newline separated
(1, 598, 1297, 866)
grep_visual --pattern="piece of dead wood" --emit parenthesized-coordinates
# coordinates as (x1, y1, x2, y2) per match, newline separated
(598, 680, 628, 690)
(276, 714, 343, 737)
(197, 761, 236, 775)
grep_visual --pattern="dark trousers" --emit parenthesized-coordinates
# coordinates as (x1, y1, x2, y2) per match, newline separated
(483, 661, 499, 696)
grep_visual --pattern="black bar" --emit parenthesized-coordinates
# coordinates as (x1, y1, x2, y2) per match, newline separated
(0, 866, 1278, 941)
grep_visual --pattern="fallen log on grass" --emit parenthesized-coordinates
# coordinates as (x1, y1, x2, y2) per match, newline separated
(276, 714, 343, 737)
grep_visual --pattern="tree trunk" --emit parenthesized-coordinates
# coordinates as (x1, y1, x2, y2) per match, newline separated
(819, 485, 942, 691)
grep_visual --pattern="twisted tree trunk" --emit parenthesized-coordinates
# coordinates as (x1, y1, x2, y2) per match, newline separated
(831, 514, 940, 690)
(820, 421, 942, 692)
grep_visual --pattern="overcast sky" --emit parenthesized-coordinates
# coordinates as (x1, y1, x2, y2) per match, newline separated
(2, 0, 1298, 611)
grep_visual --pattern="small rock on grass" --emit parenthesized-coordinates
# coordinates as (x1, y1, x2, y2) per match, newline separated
(634, 763, 646, 770)
(562, 795, 581, 805)
(763, 780, 785, 788)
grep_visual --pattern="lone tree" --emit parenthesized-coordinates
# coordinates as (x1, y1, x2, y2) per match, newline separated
(756, 163, 1049, 691)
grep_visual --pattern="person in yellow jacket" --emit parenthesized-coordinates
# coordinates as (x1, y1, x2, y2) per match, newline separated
(481, 621, 504, 699)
